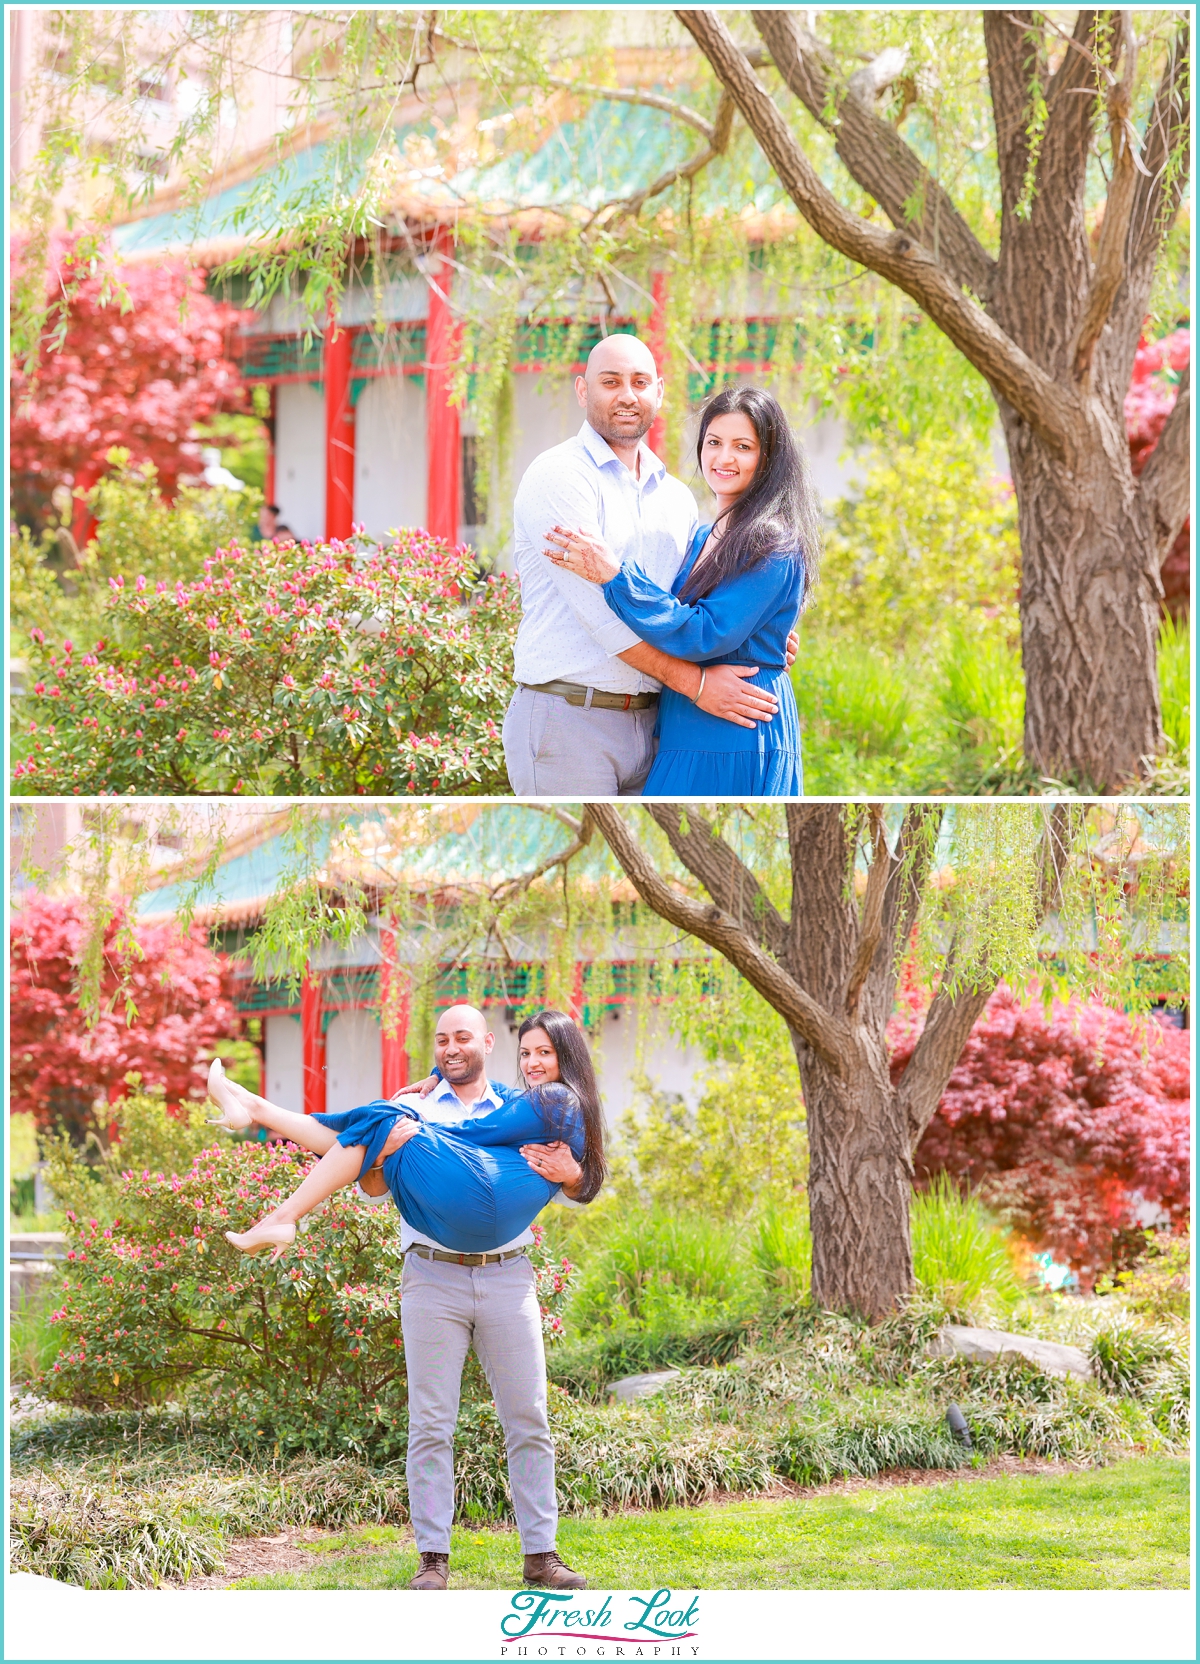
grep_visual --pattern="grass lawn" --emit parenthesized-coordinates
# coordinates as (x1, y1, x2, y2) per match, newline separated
(233, 1456, 1189, 1592)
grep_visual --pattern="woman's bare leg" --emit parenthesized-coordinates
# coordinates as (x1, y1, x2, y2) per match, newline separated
(208, 1058, 338, 1155)
(226, 1140, 373, 1256)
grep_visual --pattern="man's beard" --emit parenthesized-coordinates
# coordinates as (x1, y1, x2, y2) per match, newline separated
(440, 1047, 485, 1084)
(588, 405, 653, 446)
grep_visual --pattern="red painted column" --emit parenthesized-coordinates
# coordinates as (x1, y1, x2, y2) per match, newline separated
(324, 302, 356, 542)
(569, 961, 586, 1024)
(301, 973, 326, 1116)
(379, 929, 410, 1097)
(264, 385, 276, 505)
(645, 269, 668, 460)
(425, 226, 461, 545)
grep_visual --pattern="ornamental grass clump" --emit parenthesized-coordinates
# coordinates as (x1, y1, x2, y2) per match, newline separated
(13, 526, 518, 795)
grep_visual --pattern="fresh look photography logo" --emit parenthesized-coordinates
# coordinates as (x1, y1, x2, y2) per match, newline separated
(498, 1589, 701, 1658)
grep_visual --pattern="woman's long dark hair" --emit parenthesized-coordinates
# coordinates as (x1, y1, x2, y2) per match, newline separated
(680, 383, 821, 604)
(517, 1008, 607, 1204)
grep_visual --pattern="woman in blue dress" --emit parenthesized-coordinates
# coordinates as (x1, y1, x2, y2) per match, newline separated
(208, 1009, 606, 1259)
(543, 385, 820, 797)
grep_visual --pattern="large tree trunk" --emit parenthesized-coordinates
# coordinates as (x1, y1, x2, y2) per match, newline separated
(1003, 408, 1164, 785)
(678, 8, 1190, 790)
(794, 1031, 914, 1318)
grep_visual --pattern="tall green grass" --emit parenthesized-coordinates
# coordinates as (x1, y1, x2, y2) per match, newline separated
(794, 615, 1188, 795)
(567, 1211, 759, 1333)
(910, 1175, 1024, 1317)
(11, 1293, 64, 1383)
(1157, 612, 1190, 752)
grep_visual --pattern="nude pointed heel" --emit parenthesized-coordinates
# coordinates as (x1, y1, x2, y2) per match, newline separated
(224, 1222, 297, 1258)
(207, 1058, 254, 1131)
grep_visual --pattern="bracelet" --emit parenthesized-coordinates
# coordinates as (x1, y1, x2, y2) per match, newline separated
(692, 668, 707, 705)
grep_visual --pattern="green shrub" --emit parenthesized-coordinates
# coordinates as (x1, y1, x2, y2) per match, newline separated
(911, 1176, 1024, 1318)
(548, 1319, 756, 1401)
(13, 519, 518, 796)
(1097, 1232, 1190, 1322)
(1089, 1320, 1180, 1398)
(10, 453, 257, 661)
(814, 434, 1020, 655)
(611, 1033, 807, 1217)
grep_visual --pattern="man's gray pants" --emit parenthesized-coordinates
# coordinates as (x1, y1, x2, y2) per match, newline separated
(503, 685, 657, 796)
(402, 1251, 557, 1554)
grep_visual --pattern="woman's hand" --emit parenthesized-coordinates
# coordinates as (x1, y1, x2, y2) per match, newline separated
(543, 526, 621, 585)
(521, 1140, 583, 1194)
(402, 1074, 438, 1099)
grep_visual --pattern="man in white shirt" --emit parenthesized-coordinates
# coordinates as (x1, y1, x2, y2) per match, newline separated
(358, 1005, 587, 1592)
(503, 333, 788, 795)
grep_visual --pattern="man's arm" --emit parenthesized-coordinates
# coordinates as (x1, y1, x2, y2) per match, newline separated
(618, 642, 779, 729)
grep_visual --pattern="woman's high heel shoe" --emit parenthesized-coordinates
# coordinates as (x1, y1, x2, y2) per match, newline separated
(207, 1057, 254, 1132)
(224, 1221, 296, 1260)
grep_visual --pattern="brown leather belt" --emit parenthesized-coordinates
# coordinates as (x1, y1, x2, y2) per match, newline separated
(405, 1243, 526, 1267)
(521, 679, 658, 711)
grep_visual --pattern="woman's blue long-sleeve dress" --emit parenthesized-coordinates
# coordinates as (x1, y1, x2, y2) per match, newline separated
(601, 524, 804, 796)
(313, 1085, 584, 1255)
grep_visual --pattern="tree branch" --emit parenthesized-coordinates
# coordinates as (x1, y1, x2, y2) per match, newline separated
(676, 8, 1078, 459)
(489, 808, 594, 905)
(644, 802, 788, 958)
(588, 804, 851, 1073)
(1071, 19, 1143, 380)
(751, 10, 996, 297)
(895, 968, 995, 1153)
(546, 77, 720, 142)
(1139, 364, 1191, 557)
(843, 806, 887, 1018)
(590, 90, 734, 228)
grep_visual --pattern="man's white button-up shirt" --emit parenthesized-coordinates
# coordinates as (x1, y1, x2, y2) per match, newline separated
(511, 421, 699, 693)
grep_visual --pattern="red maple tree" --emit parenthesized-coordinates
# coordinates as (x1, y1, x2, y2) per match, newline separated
(893, 986, 1190, 1280)
(10, 236, 246, 529)
(10, 893, 240, 1143)
(1126, 327, 1190, 618)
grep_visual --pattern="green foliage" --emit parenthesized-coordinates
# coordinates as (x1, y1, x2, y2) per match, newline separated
(610, 1030, 806, 1216)
(1158, 612, 1190, 753)
(814, 434, 1020, 653)
(10, 1111, 40, 1181)
(1097, 1233, 1190, 1322)
(566, 1209, 760, 1335)
(41, 1083, 217, 1230)
(11, 1296, 66, 1383)
(910, 1177, 1024, 1319)
(750, 1205, 812, 1300)
(10, 454, 257, 661)
(13, 519, 518, 795)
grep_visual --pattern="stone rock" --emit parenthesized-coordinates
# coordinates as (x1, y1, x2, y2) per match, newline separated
(929, 1324, 1092, 1381)
(606, 1370, 681, 1402)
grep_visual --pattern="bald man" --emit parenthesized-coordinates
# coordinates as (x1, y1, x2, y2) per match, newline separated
(503, 334, 788, 795)
(358, 1005, 588, 1592)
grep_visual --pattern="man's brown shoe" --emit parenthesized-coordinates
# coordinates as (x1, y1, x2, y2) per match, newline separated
(523, 1550, 586, 1590)
(410, 1552, 450, 1589)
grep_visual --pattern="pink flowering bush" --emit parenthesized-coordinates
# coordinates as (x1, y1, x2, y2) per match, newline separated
(40, 1090, 575, 1456)
(14, 527, 519, 796)
(895, 987, 1190, 1280)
